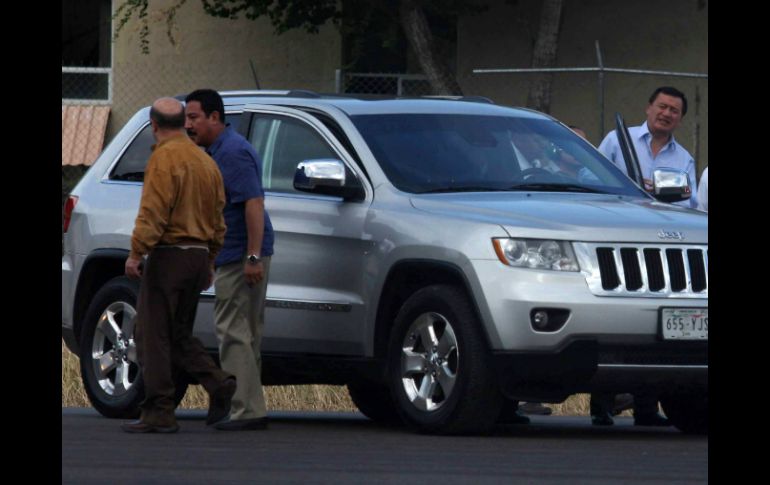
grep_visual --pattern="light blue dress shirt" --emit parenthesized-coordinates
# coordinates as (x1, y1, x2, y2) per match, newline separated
(598, 121, 698, 208)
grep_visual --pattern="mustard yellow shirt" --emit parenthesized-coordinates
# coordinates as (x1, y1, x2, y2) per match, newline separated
(130, 133, 226, 263)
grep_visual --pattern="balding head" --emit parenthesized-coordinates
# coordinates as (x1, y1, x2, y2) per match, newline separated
(149, 97, 185, 130)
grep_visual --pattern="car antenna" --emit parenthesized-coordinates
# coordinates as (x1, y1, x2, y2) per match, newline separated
(249, 59, 261, 89)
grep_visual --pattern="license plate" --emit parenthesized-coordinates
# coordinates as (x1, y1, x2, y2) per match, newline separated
(661, 308, 708, 340)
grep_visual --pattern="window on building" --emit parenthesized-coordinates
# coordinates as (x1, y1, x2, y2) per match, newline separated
(62, 0, 112, 103)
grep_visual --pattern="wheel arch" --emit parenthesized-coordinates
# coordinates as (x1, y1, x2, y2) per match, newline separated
(72, 249, 131, 355)
(373, 260, 491, 363)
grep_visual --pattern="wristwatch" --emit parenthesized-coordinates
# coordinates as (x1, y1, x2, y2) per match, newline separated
(247, 254, 262, 265)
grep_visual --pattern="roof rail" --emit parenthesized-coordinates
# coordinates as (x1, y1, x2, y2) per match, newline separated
(220, 89, 323, 98)
(173, 89, 324, 101)
(419, 95, 495, 104)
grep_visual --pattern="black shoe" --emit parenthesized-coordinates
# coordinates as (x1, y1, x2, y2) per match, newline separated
(518, 402, 553, 416)
(214, 417, 269, 431)
(591, 412, 614, 426)
(508, 412, 531, 425)
(612, 393, 635, 416)
(634, 412, 670, 427)
(499, 409, 531, 425)
(121, 419, 179, 434)
(206, 377, 237, 425)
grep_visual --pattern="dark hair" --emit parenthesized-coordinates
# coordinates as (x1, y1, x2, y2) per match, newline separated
(149, 105, 185, 129)
(185, 89, 226, 124)
(648, 86, 688, 116)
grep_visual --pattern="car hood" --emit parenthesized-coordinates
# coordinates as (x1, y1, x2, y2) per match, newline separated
(409, 192, 707, 244)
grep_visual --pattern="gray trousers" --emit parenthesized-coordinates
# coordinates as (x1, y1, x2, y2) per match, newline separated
(214, 257, 271, 420)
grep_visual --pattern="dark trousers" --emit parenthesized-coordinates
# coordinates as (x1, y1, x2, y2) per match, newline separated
(135, 247, 231, 426)
(590, 392, 659, 417)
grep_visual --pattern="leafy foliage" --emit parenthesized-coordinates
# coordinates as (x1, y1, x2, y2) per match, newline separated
(113, 0, 152, 54)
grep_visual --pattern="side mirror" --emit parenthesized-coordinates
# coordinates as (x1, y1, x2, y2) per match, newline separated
(293, 159, 365, 201)
(652, 168, 692, 203)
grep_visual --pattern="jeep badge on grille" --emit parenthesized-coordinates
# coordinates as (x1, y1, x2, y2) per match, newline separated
(658, 230, 685, 240)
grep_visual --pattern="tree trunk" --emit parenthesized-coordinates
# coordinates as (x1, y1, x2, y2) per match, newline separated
(398, 0, 462, 95)
(526, 0, 564, 113)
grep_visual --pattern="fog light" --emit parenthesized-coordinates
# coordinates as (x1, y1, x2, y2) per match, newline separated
(530, 308, 571, 332)
(532, 310, 549, 330)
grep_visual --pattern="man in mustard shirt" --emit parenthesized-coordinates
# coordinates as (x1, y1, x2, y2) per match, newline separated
(121, 97, 236, 433)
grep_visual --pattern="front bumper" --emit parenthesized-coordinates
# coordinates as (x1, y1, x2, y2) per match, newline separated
(470, 260, 708, 351)
(492, 339, 708, 402)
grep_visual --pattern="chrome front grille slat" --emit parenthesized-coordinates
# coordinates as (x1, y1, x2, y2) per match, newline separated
(611, 248, 627, 290)
(574, 243, 708, 298)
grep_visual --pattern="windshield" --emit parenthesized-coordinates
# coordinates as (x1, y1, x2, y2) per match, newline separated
(351, 113, 647, 196)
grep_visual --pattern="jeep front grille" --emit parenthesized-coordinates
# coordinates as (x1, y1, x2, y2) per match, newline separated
(575, 243, 708, 298)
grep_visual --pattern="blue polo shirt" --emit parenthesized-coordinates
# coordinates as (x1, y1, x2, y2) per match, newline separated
(207, 126, 274, 267)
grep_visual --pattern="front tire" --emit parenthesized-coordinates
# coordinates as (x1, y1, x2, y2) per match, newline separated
(387, 285, 503, 434)
(347, 380, 400, 424)
(79, 276, 189, 418)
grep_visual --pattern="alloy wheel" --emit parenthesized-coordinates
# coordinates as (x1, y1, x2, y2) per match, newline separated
(89, 301, 139, 397)
(400, 312, 459, 412)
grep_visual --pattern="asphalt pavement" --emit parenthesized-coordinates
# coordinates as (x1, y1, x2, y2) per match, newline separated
(62, 408, 707, 484)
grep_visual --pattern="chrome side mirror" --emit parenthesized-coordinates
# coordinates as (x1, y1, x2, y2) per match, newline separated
(652, 168, 692, 203)
(294, 159, 346, 190)
(293, 159, 365, 201)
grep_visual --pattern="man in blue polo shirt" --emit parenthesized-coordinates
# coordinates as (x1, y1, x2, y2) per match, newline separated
(598, 86, 698, 209)
(185, 89, 275, 431)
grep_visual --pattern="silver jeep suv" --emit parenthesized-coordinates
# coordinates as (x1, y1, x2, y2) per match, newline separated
(62, 91, 707, 434)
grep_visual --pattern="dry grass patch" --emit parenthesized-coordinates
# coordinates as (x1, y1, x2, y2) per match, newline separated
(62, 341, 90, 408)
(63, 340, 593, 415)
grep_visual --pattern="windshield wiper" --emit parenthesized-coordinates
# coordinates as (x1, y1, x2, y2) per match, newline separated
(419, 186, 510, 194)
(509, 183, 604, 193)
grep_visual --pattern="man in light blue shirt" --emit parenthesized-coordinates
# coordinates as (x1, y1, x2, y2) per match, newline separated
(598, 86, 698, 209)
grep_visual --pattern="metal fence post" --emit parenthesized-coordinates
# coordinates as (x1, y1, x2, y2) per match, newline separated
(595, 40, 605, 140)
(335, 69, 342, 94)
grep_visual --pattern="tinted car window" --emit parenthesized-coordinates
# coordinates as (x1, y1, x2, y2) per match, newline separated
(351, 114, 645, 196)
(249, 115, 337, 194)
(110, 114, 241, 181)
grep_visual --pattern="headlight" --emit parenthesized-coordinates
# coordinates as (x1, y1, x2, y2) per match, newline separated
(492, 238, 579, 271)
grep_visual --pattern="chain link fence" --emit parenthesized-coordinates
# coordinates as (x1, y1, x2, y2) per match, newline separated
(61, 65, 435, 173)
(336, 71, 433, 96)
(61, 60, 707, 190)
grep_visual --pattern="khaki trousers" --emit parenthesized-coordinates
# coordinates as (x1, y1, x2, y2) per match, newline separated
(214, 257, 271, 420)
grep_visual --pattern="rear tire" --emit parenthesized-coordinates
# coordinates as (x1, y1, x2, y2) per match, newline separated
(79, 276, 189, 418)
(387, 285, 503, 435)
